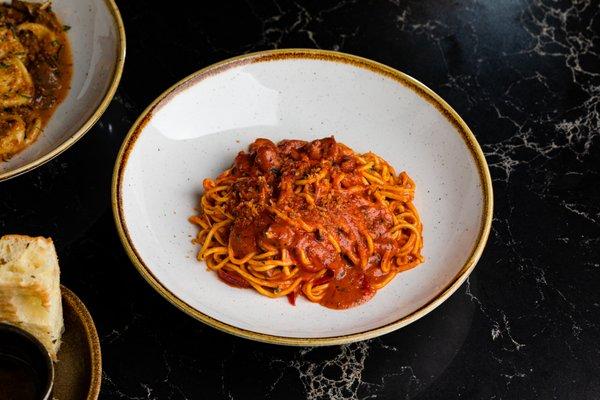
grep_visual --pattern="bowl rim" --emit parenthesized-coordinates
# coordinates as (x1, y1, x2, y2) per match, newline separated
(111, 48, 494, 346)
(0, 0, 127, 182)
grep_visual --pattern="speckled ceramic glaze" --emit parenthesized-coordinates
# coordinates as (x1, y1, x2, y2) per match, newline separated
(54, 286, 102, 400)
(113, 49, 493, 345)
(0, 0, 125, 181)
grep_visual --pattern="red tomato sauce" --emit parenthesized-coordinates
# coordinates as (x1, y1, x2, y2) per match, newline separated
(215, 137, 415, 309)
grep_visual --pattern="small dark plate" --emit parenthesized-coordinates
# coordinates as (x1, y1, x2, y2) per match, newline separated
(53, 286, 102, 400)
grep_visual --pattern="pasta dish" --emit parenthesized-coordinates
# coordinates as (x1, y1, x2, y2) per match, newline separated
(0, 0, 72, 161)
(190, 137, 424, 309)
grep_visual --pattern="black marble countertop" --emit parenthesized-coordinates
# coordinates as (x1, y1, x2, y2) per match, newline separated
(2, 0, 599, 398)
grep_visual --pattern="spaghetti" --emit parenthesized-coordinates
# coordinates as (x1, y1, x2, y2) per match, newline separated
(190, 137, 424, 309)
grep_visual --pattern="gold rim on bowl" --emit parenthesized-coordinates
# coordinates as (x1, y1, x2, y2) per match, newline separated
(111, 49, 494, 346)
(0, 0, 127, 182)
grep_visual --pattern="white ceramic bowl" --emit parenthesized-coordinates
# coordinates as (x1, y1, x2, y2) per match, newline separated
(0, 0, 125, 181)
(113, 49, 493, 345)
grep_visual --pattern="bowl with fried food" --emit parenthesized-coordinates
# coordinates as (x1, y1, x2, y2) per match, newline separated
(0, 0, 125, 180)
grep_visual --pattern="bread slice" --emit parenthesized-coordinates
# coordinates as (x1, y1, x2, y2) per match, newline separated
(0, 235, 63, 360)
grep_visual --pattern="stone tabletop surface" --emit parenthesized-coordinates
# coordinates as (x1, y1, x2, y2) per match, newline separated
(1, 0, 599, 398)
